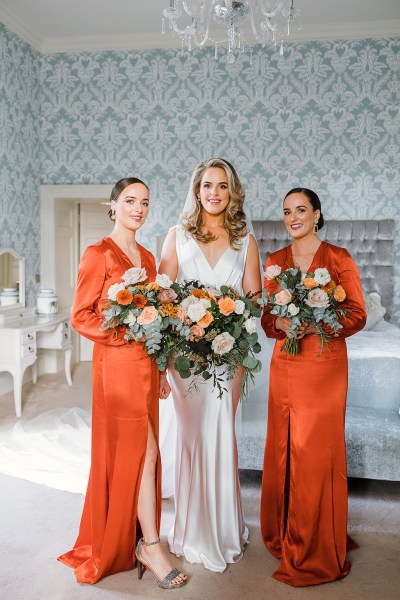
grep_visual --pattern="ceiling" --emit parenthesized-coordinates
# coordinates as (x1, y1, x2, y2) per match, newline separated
(0, 0, 400, 53)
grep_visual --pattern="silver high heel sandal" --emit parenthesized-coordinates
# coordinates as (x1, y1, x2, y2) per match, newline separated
(135, 537, 188, 590)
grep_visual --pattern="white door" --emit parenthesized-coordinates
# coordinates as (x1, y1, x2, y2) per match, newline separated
(79, 203, 113, 361)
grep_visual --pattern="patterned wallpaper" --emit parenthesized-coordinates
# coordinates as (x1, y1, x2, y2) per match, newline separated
(1, 21, 399, 322)
(0, 22, 41, 307)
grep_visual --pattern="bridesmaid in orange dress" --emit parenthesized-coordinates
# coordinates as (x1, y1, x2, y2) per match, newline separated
(58, 178, 187, 589)
(260, 188, 366, 587)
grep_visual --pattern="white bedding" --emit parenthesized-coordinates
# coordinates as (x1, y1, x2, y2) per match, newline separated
(346, 320, 400, 360)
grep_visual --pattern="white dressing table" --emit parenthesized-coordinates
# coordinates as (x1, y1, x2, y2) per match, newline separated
(0, 313, 72, 417)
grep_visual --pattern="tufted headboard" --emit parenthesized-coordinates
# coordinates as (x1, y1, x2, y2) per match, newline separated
(253, 220, 395, 319)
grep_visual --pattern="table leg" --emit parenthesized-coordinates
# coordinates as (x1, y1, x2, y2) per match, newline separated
(64, 347, 73, 386)
(32, 360, 38, 384)
(11, 368, 25, 418)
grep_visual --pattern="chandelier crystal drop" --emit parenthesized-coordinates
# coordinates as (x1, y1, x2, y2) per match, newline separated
(162, 1, 300, 63)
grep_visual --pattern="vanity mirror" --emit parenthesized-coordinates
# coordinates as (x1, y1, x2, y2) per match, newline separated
(0, 248, 25, 311)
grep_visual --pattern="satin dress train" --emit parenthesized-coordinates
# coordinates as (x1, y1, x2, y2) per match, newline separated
(58, 237, 161, 584)
(167, 226, 250, 572)
(260, 241, 366, 587)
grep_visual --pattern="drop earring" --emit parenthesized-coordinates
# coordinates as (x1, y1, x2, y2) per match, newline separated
(313, 221, 318, 234)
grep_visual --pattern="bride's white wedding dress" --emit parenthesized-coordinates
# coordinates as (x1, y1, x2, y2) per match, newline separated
(167, 226, 250, 573)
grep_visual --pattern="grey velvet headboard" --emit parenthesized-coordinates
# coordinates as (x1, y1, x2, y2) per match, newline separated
(253, 220, 395, 319)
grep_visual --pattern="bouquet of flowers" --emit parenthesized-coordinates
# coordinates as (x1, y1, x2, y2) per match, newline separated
(167, 280, 262, 398)
(101, 267, 191, 372)
(101, 268, 262, 398)
(261, 264, 347, 356)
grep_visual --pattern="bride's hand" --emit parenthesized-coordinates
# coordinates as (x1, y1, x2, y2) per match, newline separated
(159, 373, 171, 400)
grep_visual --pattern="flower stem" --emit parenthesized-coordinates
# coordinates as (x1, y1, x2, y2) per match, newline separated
(282, 337, 299, 355)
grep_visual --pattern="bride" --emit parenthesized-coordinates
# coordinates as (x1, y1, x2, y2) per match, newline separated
(159, 158, 262, 572)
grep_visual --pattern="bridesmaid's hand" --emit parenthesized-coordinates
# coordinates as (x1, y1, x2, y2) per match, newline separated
(275, 316, 293, 335)
(159, 373, 171, 400)
(296, 323, 318, 339)
(275, 317, 317, 339)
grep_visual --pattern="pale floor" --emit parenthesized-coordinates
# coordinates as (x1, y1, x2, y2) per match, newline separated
(0, 363, 399, 600)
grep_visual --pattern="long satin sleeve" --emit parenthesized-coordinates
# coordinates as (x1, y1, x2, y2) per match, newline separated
(329, 247, 366, 339)
(71, 246, 126, 346)
(261, 256, 286, 340)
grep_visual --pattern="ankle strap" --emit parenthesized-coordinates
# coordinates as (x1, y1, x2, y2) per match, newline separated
(142, 537, 160, 546)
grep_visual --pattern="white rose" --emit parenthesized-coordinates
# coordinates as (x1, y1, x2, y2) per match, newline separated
(156, 273, 173, 288)
(287, 303, 300, 316)
(234, 299, 245, 314)
(123, 311, 136, 325)
(212, 332, 235, 355)
(244, 316, 258, 334)
(200, 298, 211, 309)
(108, 282, 126, 301)
(313, 268, 331, 286)
(264, 264, 282, 280)
(187, 301, 207, 323)
(180, 295, 198, 313)
(122, 267, 147, 285)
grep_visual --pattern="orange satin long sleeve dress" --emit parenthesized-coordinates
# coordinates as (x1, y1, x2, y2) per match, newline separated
(260, 241, 366, 587)
(58, 237, 161, 584)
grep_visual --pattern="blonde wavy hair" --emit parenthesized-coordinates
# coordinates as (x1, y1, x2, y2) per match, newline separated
(180, 158, 248, 249)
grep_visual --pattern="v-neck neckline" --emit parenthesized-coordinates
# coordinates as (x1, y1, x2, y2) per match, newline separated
(190, 238, 234, 272)
(289, 241, 324, 274)
(106, 236, 142, 269)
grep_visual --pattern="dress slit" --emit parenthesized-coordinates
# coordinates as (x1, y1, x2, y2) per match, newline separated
(282, 416, 291, 541)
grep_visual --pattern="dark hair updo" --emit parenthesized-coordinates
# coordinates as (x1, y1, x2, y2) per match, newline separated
(284, 187, 325, 230)
(108, 177, 149, 221)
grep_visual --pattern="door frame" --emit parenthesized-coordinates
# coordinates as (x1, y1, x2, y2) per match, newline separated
(40, 185, 111, 363)
(40, 184, 111, 291)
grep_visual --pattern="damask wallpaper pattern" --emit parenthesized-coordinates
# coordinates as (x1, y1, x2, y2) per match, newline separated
(1, 21, 399, 322)
(0, 23, 41, 307)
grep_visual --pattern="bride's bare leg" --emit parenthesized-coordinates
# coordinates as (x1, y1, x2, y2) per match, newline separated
(137, 423, 187, 585)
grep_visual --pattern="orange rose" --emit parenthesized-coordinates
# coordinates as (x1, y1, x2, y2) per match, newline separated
(133, 294, 147, 308)
(191, 288, 211, 300)
(322, 280, 336, 294)
(303, 277, 318, 289)
(197, 311, 214, 328)
(334, 285, 346, 302)
(218, 296, 236, 316)
(116, 289, 134, 305)
(146, 282, 160, 291)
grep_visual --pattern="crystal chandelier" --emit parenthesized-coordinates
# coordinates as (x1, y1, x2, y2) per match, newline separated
(162, 1, 300, 63)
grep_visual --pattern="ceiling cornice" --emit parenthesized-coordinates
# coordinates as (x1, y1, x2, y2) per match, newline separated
(0, 5, 42, 51)
(1, 5, 399, 55)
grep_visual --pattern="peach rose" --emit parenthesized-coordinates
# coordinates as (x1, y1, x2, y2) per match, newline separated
(334, 285, 346, 302)
(158, 288, 178, 304)
(136, 305, 159, 325)
(190, 324, 205, 338)
(275, 289, 292, 305)
(303, 277, 318, 289)
(197, 311, 214, 328)
(116, 289, 134, 305)
(305, 288, 329, 309)
(212, 332, 235, 355)
(264, 264, 282, 280)
(218, 296, 236, 316)
(176, 307, 186, 323)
